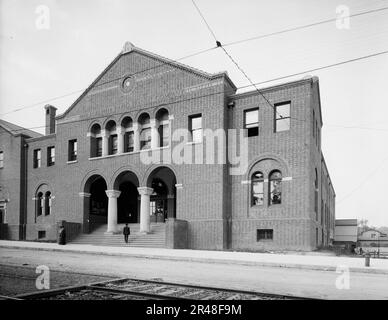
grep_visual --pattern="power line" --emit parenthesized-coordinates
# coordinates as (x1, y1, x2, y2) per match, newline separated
(222, 6, 388, 48)
(2, 5, 387, 117)
(3, 48, 388, 135)
(191, 0, 289, 121)
(0, 46, 217, 117)
(239, 49, 388, 90)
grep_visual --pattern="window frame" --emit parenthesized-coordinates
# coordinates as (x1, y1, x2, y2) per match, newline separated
(68, 139, 77, 161)
(274, 101, 291, 133)
(124, 131, 134, 153)
(243, 108, 259, 137)
(189, 114, 203, 143)
(33, 149, 41, 168)
(257, 229, 274, 241)
(47, 146, 55, 166)
(251, 171, 264, 206)
(269, 170, 282, 205)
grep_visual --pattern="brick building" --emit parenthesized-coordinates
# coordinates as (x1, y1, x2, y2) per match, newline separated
(0, 42, 335, 251)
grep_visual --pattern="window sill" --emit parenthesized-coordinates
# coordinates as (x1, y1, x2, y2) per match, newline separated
(67, 160, 78, 164)
(186, 141, 203, 145)
(88, 146, 170, 161)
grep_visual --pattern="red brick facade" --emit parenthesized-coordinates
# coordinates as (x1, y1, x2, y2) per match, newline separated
(0, 43, 335, 251)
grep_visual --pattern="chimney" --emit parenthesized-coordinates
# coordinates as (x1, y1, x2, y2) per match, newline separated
(44, 104, 57, 135)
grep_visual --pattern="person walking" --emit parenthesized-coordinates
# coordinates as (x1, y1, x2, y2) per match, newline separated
(123, 223, 130, 244)
(58, 225, 66, 245)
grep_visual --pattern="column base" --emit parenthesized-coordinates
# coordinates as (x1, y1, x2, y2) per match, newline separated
(139, 231, 151, 235)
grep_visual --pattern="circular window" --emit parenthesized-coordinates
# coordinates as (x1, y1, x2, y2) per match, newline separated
(121, 76, 135, 93)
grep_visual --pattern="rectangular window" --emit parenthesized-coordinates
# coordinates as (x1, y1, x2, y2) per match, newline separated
(68, 139, 77, 161)
(124, 132, 134, 153)
(110, 134, 118, 155)
(244, 108, 259, 137)
(257, 229, 273, 241)
(38, 231, 46, 239)
(33, 149, 41, 168)
(0, 151, 3, 168)
(96, 137, 103, 157)
(275, 102, 290, 132)
(47, 146, 55, 166)
(189, 114, 202, 143)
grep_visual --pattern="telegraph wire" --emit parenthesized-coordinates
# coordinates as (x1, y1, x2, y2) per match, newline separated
(222, 6, 388, 48)
(191, 0, 292, 121)
(1, 4, 387, 116)
(0, 46, 217, 117)
(239, 49, 388, 90)
(3, 49, 388, 135)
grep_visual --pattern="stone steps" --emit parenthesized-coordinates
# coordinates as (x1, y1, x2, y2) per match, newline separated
(70, 223, 166, 248)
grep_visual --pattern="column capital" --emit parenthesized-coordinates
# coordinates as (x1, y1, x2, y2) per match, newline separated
(150, 119, 157, 126)
(105, 190, 121, 198)
(137, 187, 154, 196)
(79, 192, 91, 198)
(116, 126, 123, 134)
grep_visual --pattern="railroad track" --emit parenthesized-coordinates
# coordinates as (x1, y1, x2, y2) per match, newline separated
(15, 277, 312, 300)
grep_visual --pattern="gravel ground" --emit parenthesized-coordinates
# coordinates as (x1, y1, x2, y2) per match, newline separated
(0, 264, 116, 297)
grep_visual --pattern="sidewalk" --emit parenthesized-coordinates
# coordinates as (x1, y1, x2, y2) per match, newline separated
(1, 240, 388, 275)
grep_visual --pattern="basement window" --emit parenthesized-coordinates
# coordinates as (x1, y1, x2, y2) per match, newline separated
(38, 231, 46, 239)
(257, 229, 273, 241)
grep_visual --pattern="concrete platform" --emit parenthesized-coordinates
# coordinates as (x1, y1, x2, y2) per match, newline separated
(1, 240, 388, 275)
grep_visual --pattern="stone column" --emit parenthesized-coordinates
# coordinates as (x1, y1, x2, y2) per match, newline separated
(133, 123, 140, 152)
(150, 119, 158, 149)
(167, 195, 175, 219)
(138, 187, 153, 233)
(102, 129, 109, 156)
(117, 127, 124, 154)
(105, 190, 121, 234)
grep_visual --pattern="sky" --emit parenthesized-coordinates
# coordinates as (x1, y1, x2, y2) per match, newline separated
(0, 0, 388, 226)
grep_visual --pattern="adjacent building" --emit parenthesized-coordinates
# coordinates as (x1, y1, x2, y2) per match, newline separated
(0, 42, 336, 251)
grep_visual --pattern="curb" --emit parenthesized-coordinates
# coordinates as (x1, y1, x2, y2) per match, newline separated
(1, 244, 388, 275)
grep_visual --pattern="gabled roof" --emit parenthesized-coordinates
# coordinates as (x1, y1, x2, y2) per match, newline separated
(0, 119, 42, 138)
(57, 42, 237, 119)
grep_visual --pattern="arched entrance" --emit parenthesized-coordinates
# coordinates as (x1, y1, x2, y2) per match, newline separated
(83, 175, 108, 231)
(147, 167, 176, 223)
(114, 171, 140, 224)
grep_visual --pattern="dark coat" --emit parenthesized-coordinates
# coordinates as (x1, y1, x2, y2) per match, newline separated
(123, 226, 130, 235)
(58, 228, 66, 245)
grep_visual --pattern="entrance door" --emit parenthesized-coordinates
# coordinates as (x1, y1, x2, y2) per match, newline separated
(150, 199, 167, 223)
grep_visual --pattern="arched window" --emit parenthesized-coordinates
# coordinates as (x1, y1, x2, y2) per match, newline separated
(121, 117, 134, 153)
(156, 108, 170, 147)
(269, 170, 282, 205)
(105, 120, 117, 155)
(314, 169, 318, 219)
(37, 192, 43, 216)
(45, 191, 51, 215)
(138, 113, 151, 150)
(90, 123, 102, 157)
(251, 172, 264, 206)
